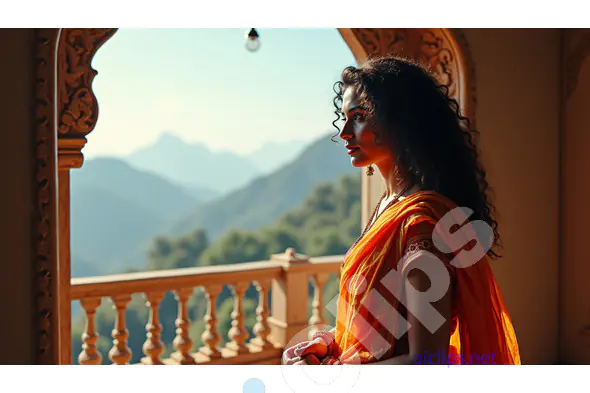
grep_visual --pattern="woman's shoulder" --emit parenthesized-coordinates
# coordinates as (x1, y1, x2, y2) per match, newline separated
(400, 194, 458, 271)
(408, 190, 458, 210)
(400, 190, 460, 228)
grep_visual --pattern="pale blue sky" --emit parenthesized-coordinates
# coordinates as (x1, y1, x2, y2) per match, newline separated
(86, 28, 357, 158)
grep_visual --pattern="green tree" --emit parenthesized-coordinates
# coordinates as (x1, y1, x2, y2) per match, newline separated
(334, 174, 362, 217)
(259, 226, 301, 255)
(342, 200, 362, 243)
(300, 182, 337, 215)
(305, 227, 349, 257)
(148, 229, 209, 270)
(149, 236, 173, 261)
(302, 212, 339, 233)
(200, 230, 268, 266)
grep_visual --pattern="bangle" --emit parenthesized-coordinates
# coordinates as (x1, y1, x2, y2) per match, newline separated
(312, 330, 339, 357)
(312, 330, 335, 345)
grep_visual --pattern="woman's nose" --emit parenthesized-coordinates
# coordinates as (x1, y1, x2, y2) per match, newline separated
(339, 123, 352, 141)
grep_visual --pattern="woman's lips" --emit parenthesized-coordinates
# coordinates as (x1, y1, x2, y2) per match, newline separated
(346, 146, 359, 155)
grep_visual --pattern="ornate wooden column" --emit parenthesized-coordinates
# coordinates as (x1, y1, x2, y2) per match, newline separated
(34, 28, 117, 364)
(33, 28, 61, 364)
(57, 28, 118, 364)
(56, 28, 117, 365)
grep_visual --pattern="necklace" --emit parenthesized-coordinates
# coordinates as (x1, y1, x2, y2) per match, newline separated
(343, 183, 412, 267)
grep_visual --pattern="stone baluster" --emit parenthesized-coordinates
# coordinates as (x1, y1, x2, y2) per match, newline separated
(250, 278, 273, 350)
(199, 285, 223, 360)
(141, 291, 165, 365)
(225, 282, 251, 355)
(78, 297, 103, 365)
(171, 288, 196, 365)
(308, 273, 329, 338)
(108, 295, 132, 365)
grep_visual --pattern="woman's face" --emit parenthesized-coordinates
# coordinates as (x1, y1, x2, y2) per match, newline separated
(339, 86, 393, 168)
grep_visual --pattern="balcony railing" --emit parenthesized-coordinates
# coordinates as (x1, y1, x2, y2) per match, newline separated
(71, 248, 341, 365)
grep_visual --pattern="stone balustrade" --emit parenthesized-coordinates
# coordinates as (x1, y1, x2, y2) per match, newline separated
(71, 249, 342, 365)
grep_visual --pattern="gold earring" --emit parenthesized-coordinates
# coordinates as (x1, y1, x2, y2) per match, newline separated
(366, 165, 375, 176)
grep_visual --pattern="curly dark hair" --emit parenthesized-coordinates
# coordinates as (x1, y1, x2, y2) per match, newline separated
(332, 55, 501, 259)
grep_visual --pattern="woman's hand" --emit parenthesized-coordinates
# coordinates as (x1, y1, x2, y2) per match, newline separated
(294, 337, 329, 359)
(283, 337, 329, 365)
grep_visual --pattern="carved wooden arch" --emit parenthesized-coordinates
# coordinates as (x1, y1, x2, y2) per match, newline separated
(33, 27, 475, 364)
(57, 28, 118, 169)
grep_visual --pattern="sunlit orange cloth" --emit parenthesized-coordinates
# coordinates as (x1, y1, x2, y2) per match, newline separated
(334, 190, 521, 365)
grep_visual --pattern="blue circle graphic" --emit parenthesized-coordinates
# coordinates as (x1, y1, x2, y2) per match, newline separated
(243, 378, 265, 393)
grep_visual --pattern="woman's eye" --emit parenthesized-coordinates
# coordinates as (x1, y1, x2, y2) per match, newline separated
(353, 113, 365, 122)
(340, 112, 365, 123)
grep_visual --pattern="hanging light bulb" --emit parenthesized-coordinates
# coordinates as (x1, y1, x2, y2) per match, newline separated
(245, 28, 260, 52)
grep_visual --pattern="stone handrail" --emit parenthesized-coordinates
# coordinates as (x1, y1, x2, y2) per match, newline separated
(71, 260, 283, 300)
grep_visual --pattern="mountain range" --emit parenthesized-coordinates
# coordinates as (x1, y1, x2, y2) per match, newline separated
(126, 132, 308, 195)
(70, 158, 198, 275)
(71, 132, 356, 275)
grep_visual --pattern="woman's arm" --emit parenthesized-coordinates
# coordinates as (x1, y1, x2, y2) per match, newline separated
(369, 251, 453, 365)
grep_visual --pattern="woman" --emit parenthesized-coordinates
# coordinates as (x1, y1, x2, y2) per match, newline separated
(283, 56, 521, 365)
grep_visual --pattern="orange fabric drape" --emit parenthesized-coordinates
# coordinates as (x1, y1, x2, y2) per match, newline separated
(334, 191, 521, 365)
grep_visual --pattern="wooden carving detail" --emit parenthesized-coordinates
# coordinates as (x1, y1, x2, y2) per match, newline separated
(57, 28, 117, 169)
(446, 28, 477, 128)
(349, 28, 407, 57)
(565, 30, 590, 100)
(34, 28, 60, 365)
(414, 30, 456, 98)
(347, 28, 476, 123)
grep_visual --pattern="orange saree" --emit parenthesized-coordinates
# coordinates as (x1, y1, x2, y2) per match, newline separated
(334, 190, 521, 365)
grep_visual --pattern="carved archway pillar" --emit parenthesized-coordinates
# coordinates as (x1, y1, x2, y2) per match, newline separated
(56, 28, 117, 365)
(33, 28, 117, 364)
(337, 28, 477, 228)
(33, 28, 60, 365)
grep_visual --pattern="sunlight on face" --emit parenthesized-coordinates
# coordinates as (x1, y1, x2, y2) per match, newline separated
(339, 86, 394, 168)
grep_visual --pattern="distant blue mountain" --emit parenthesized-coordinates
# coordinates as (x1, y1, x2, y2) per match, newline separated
(71, 157, 200, 218)
(126, 132, 261, 195)
(71, 185, 167, 274)
(70, 157, 203, 274)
